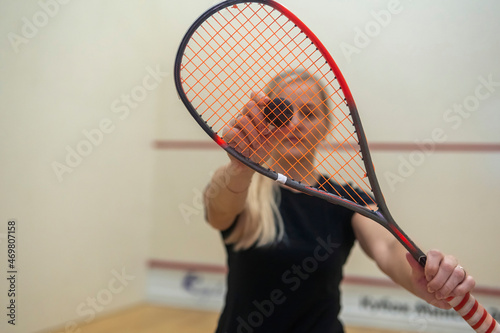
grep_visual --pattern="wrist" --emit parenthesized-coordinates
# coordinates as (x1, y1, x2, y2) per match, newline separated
(223, 163, 253, 194)
(226, 157, 254, 178)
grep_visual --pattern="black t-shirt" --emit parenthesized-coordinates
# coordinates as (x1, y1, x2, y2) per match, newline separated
(215, 178, 372, 333)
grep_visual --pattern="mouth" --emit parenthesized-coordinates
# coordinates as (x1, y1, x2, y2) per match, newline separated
(285, 135, 299, 144)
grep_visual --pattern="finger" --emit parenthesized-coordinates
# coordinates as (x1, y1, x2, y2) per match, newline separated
(222, 119, 240, 143)
(240, 99, 256, 116)
(224, 114, 241, 137)
(239, 100, 268, 137)
(246, 92, 270, 115)
(234, 115, 269, 162)
(451, 275, 476, 298)
(224, 119, 265, 162)
(237, 112, 261, 147)
(434, 265, 467, 300)
(224, 105, 248, 136)
(251, 91, 269, 106)
(457, 265, 467, 283)
(429, 298, 453, 310)
(424, 249, 444, 282)
(234, 116, 256, 155)
(427, 254, 458, 294)
(223, 115, 249, 149)
(246, 101, 269, 136)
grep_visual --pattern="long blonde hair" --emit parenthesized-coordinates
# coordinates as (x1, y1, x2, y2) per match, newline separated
(224, 174, 282, 250)
(224, 69, 329, 250)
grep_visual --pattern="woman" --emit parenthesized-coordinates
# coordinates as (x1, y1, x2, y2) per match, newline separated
(204, 69, 475, 332)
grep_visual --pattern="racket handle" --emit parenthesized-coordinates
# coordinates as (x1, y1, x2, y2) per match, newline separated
(447, 293, 500, 333)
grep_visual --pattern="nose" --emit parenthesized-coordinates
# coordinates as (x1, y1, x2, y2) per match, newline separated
(289, 111, 301, 128)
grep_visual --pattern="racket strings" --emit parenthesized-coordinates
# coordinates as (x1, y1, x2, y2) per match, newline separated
(185, 11, 267, 119)
(180, 2, 376, 205)
(187, 6, 279, 129)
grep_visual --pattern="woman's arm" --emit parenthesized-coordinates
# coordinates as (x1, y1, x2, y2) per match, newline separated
(204, 159, 253, 231)
(204, 92, 273, 231)
(352, 211, 475, 309)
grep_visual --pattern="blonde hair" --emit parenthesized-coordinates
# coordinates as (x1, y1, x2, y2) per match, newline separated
(224, 69, 329, 250)
(224, 174, 283, 250)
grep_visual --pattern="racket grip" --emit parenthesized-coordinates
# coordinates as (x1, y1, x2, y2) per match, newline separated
(447, 293, 500, 333)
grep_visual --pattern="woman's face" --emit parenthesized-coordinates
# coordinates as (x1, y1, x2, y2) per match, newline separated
(272, 79, 330, 163)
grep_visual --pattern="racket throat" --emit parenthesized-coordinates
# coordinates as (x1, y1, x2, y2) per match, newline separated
(374, 210, 427, 267)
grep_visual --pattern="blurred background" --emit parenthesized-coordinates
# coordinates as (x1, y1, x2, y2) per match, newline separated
(1, 0, 499, 332)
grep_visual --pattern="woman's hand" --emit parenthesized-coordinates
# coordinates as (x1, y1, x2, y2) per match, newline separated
(406, 250, 475, 309)
(223, 91, 281, 165)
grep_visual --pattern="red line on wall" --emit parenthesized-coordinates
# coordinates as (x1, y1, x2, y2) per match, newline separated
(149, 259, 227, 274)
(154, 140, 219, 150)
(148, 259, 500, 297)
(153, 140, 500, 153)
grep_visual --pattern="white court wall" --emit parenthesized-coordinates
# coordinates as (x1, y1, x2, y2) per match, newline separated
(0, 1, 168, 332)
(152, 0, 500, 288)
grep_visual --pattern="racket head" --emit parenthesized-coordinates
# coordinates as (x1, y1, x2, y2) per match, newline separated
(174, 0, 384, 220)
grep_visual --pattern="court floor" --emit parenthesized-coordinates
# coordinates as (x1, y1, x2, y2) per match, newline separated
(49, 303, 404, 333)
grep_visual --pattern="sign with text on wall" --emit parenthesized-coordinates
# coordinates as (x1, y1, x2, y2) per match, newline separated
(147, 266, 500, 333)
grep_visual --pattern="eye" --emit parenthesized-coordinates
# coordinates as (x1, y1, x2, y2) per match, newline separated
(300, 104, 312, 117)
(300, 104, 319, 119)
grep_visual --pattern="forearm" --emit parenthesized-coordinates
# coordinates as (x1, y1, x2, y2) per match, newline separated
(204, 160, 254, 230)
(375, 238, 417, 296)
(353, 213, 419, 296)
